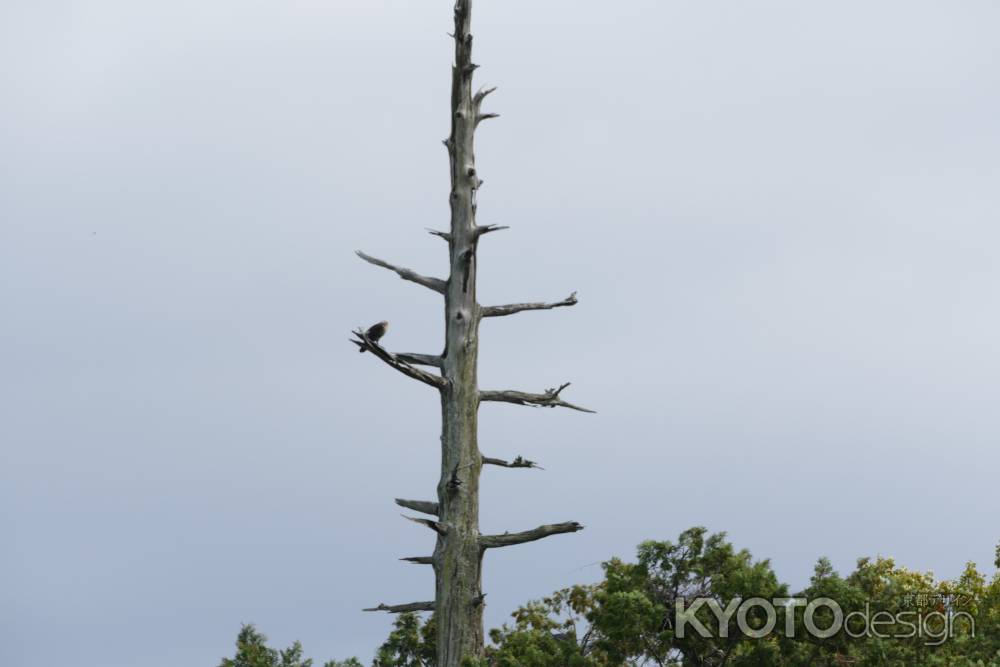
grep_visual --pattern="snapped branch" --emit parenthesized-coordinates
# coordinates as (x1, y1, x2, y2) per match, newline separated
(426, 228, 451, 243)
(476, 112, 500, 127)
(480, 382, 595, 413)
(480, 522, 584, 549)
(363, 601, 435, 613)
(481, 292, 578, 318)
(395, 498, 440, 516)
(474, 224, 509, 238)
(402, 514, 447, 535)
(473, 85, 497, 108)
(482, 455, 543, 470)
(351, 330, 447, 389)
(472, 85, 498, 127)
(395, 352, 443, 368)
(355, 250, 447, 294)
(400, 556, 435, 566)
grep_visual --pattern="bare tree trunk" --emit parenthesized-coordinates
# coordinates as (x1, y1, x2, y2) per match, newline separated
(353, 2, 592, 665)
(434, 2, 485, 661)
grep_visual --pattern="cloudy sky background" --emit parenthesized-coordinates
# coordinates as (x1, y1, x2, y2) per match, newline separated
(3, 1, 999, 665)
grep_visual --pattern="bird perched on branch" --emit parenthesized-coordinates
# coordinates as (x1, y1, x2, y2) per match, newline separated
(359, 320, 389, 353)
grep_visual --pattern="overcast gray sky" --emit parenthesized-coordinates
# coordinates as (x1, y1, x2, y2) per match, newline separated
(3, 1, 999, 665)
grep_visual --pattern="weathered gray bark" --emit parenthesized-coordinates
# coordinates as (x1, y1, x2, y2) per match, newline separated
(482, 455, 542, 470)
(355, 2, 593, 665)
(363, 601, 436, 613)
(395, 498, 440, 516)
(434, 4, 485, 662)
(481, 292, 577, 318)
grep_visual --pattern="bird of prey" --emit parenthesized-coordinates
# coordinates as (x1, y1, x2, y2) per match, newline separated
(359, 320, 389, 353)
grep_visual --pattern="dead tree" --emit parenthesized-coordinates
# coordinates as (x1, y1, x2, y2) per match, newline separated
(352, 2, 592, 664)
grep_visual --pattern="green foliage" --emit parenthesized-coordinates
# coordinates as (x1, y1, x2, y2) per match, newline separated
(479, 527, 1000, 666)
(587, 526, 789, 666)
(483, 585, 606, 666)
(218, 625, 312, 667)
(774, 554, 1000, 666)
(224, 528, 1000, 667)
(218, 624, 360, 667)
(373, 612, 436, 667)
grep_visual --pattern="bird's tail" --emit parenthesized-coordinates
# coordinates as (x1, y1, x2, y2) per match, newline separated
(359, 345, 368, 354)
